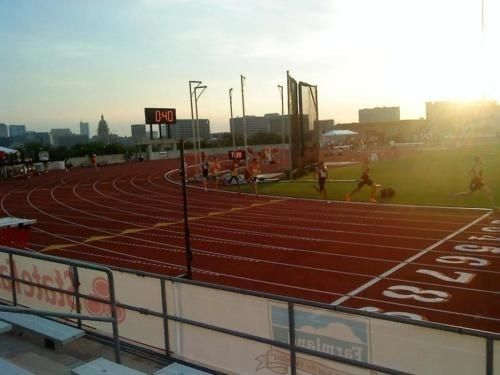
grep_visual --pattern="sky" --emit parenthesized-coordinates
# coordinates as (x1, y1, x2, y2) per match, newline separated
(1, 0, 499, 136)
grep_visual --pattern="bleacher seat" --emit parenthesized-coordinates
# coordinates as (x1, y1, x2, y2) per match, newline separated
(0, 358, 34, 375)
(0, 320, 12, 334)
(71, 358, 146, 375)
(0, 311, 84, 346)
(155, 363, 212, 375)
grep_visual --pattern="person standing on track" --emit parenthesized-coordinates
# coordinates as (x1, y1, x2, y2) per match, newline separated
(345, 157, 377, 203)
(247, 158, 261, 196)
(315, 161, 329, 202)
(227, 160, 241, 194)
(453, 156, 496, 208)
(210, 158, 222, 190)
(89, 153, 99, 171)
(201, 157, 210, 191)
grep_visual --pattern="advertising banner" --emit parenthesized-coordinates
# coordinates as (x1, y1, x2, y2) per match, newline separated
(0, 252, 13, 303)
(369, 318, 486, 374)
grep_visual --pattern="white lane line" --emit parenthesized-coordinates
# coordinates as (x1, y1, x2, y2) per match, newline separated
(331, 210, 494, 306)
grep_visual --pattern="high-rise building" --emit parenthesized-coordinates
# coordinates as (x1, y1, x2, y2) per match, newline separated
(8, 124, 26, 137)
(232, 114, 289, 137)
(80, 121, 90, 139)
(97, 114, 109, 137)
(169, 119, 210, 141)
(359, 107, 400, 123)
(0, 123, 7, 138)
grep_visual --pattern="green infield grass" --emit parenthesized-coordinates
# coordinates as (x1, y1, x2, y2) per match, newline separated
(229, 142, 500, 208)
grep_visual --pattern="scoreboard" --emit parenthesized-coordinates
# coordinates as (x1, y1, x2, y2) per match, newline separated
(228, 150, 246, 161)
(144, 108, 176, 125)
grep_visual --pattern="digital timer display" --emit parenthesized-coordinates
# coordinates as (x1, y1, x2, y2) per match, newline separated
(228, 150, 246, 160)
(144, 108, 177, 125)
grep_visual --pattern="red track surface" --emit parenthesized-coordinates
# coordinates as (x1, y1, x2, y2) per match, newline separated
(1, 160, 498, 334)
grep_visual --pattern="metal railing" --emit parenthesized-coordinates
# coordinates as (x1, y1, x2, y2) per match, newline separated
(0, 246, 121, 363)
(1, 246, 499, 374)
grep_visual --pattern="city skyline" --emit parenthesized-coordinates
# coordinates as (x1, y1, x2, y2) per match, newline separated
(1, 0, 499, 136)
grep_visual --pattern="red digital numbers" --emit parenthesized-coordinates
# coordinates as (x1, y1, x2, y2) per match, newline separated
(144, 108, 176, 124)
(155, 110, 174, 123)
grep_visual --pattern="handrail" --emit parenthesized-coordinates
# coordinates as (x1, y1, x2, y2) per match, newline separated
(0, 304, 114, 323)
(0, 246, 121, 363)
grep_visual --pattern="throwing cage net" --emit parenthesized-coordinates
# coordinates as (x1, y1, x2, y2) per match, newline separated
(287, 72, 319, 178)
(0, 218, 36, 249)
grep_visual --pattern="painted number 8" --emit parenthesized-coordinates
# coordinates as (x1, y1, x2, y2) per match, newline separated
(383, 285, 449, 303)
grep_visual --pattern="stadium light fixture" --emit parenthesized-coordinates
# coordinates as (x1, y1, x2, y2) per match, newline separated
(277, 85, 285, 162)
(240, 75, 248, 167)
(189, 80, 203, 166)
(194, 85, 207, 162)
(229, 88, 235, 148)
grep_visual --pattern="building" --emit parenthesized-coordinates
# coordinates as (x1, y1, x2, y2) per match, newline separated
(97, 114, 109, 137)
(50, 128, 72, 146)
(80, 122, 90, 139)
(169, 119, 210, 141)
(232, 114, 289, 138)
(316, 119, 335, 134)
(8, 124, 26, 137)
(359, 107, 400, 123)
(131, 124, 147, 140)
(0, 123, 8, 138)
(426, 100, 500, 128)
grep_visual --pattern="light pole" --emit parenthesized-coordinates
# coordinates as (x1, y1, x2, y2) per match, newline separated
(229, 88, 235, 148)
(278, 85, 285, 164)
(240, 74, 248, 167)
(194, 85, 207, 162)
(189, 80, 202, 166)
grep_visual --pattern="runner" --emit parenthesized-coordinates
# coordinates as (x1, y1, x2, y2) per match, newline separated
(247, 158, 261, 196)
(453, 156, 496, 208)
(345, 157, 377, 203)
(210, 158, 222, 189)
(227, 160, 241, 194)
(201, 157, 210, 191)
(315, 161, 329, 202)
(89, 153, 99, 171)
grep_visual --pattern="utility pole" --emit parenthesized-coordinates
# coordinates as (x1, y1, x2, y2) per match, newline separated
(278, 84, 285, 165)
(194, 85, 207, 163)
(229, 88, 235, 148)
(241, 75, 248, 167)
(189, 80, 202, 167)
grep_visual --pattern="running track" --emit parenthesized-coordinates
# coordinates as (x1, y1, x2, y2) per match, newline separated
(1, 160, 498, 334)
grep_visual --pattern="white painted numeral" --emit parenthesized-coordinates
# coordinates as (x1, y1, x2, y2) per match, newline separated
(454, 244, 500, 254)
(468, 235, 499, 241)
(436, 256, 490, 267)
(359, 306, 424, 321)
(416, 269, 475, 283)
(482, 227, 500, 233)
(383, 285, 449, 303)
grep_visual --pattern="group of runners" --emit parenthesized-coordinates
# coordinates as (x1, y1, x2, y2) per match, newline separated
(199, 156, 261, 195)
(187, 153, 496, 208)
(315, 156, 496, 208)
(315, 157, 378, 204)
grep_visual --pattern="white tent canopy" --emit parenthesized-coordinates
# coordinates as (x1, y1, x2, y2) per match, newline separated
(0, 146, 19, 154)
(322, 129, 358, 137)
